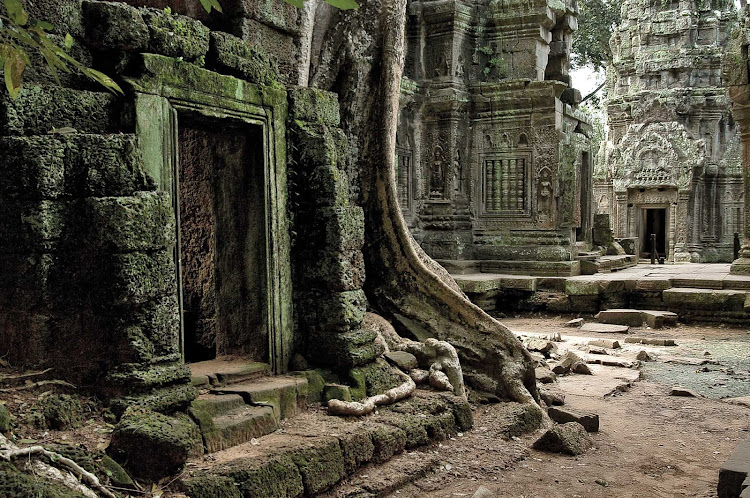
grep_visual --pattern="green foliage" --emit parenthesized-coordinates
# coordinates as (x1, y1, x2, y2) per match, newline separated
(573, 0, 622, 70)
(0, 0, 123, 99)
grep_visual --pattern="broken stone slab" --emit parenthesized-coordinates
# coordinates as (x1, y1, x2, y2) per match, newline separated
(539, 387, 565, 406)
(625, 337, 676, 346)
(595, 309, 644, 327)
(724, 397, 750, 408)
(572, 362, 593, 375)
(547, 406, 599, 432)
(533, 422, 592, 456)
(525, 338, 558, 356)
(566, 318, 584, 327)
(662, 356, 718, 366)
(384, 351, 418, 371)
(473, 486, 496, 498)
(640, 310, 678, 329)
(324, 384, 352, 403)
(586, 355, 635, 368)
(529, 352, 547, 367)
(587, 346, 608, 354)
(588, 339, 621, 349)
(581, 323, 630, 334)
(535, 366, 557, 384)
(636, 351, 652, 361)
(718, 439, 750, 498)
(670, 387, 702, 398)
(552, 351, 584, 375)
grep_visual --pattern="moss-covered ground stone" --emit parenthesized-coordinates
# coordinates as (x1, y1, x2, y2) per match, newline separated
(108, 406, 202, 480)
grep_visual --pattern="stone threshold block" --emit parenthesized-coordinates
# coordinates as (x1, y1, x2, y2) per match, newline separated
(719, 439, 750, 498)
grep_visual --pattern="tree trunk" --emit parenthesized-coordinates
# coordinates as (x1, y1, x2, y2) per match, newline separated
(308, 0, 539, 405)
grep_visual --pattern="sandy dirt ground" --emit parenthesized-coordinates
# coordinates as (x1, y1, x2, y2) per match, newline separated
(381, 314, 750, 498)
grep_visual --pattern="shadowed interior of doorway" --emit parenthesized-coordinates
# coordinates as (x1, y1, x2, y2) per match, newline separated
(177, 114, 268, 364)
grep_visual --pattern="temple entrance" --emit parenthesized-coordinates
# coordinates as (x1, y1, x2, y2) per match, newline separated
(642, 208, 667, 258)
(177, 114, 268, 364)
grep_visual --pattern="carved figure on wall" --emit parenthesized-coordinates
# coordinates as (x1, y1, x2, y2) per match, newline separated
(453, 149, 463, 194)
(430, 143, 447, 198)
(537, 166, 553, 223)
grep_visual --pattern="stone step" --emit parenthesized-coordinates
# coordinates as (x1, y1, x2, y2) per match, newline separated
(596, 309, 644, 327)
(719, 438, 750, 498)
(189, 394, 279, 453)
(581, 323, 630, 334)
(213, 376, 308, 421)
(189, 358, 271, 387)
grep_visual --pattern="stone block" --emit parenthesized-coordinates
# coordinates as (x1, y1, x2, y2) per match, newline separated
(595, 309, 644, 327)
(0, 312, 51, 368)
(106, 250, 177, 306)
(108, 406, 202, 480)
(384, 351, 419, 371)
(323, 384, 352, 403)
(289, 437, 346, 495)
(218, 0, 300, 35)
(84, 192, 175, 251)
(218, 454, 304, 498)
(635, 278, 672, 291)
(289, 121, 348, 170)
(227, 18, 297, 83)
(299, 289, 367, 330)
(588, 339, 621, 349)
(83, 0, 150, 51)
(0, 137, 66, 199)
(288, 87, 341, 127)
(663, 288, 747, 312)
(533, 422, 592, 456)
(19, 0, 85, 38)
(142, 8, 210, 61)
(306, 165, 351, 207)
(581, 323, 630, 334)
(0, 86, 123, 136)
(0, 200, 66, 253)
(640, 310, 678, 329)
(368, 423, 407, 463)
(547, 406, 599, 432)
(565, 279, 600, 296)
(0, 253, 54, 310)
(207, 31, 281, 87)
(338, 429, 375, 474)
(299, 249, 365, 292)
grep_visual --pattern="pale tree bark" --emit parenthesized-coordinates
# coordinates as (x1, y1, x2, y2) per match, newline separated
(308, 0, 539, 406)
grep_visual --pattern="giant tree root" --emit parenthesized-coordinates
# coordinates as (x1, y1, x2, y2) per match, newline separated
(0, 434, 116, 498)
(308, 0, 539, 407)
(327, 369, 416, 416)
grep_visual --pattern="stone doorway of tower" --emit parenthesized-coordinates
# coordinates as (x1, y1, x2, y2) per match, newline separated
(639, 206, 668, 261)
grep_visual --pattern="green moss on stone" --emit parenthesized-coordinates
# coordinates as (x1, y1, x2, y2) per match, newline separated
(0, 463, 82, 498)
(349, 359, 404, 399)
(181, 474, 242, 498)
(367, 423, 407, 463)
(218, 454, 304, 498)
(142, 8, 210, 62)
(207, 32, 281, 88)
(108, 406, 202, 481)
(337, 429, 375, 474)
(289, 437, 346, 495)
(287, 87, 341, 127)
(83, 0, 149, 51)
(32, 394, 84, 430)
(288, 121, 348, 170)
(0, 403, 11, 432)
(0, 85, 124, 136)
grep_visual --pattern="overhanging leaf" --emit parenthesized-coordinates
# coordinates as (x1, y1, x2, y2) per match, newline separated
(4, 45, 26, 99)
(64, 33, 74, 51)
(3, 0, 28, 25)
(324, 0, 359, 9)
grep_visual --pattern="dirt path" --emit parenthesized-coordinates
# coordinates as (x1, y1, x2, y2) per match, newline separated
(384, 315, 750, 498)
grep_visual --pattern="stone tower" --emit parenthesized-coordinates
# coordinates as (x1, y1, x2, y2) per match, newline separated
(595, 0, 743, 263)
(397, 0, 593, 276)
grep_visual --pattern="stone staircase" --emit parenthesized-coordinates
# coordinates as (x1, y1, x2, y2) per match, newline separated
(188, 358, 308, 453)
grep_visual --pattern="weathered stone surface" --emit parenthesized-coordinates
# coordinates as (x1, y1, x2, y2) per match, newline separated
(288, 87, 341, 127)
(548, 406, 599, 432)
(525, 338, 558, 357)
(625, 337, 676, 347)
(108, 406, 202, 480)
(581, 323, 630, 334)
(595, 309, 644, 327)
(566, 318, 584, 327)
(83, 0, 149, 51)
(533, 422, 592, 456)
(539, 387, 565, 406)
(207, 32, 280, 87)
(640, 310, 678, 329)
(588, 339, 621, 349)
(0, 403, 12, 432)
(142, 8, 210, 61)
(323, 384, 352, 403)
(535, 366, 557, 384)
(473, 485, 497, 498)
(0, 86, 123, 136)
(32, 394, 83, 430)
(670, 387, 702, 398)
(384, 351, 419, 371)
(718, 439, 750, 498)
(552, 351, 584, 375)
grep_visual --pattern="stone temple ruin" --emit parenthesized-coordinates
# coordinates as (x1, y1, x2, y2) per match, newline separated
(0, 0, 748, 496)
(397, 0, 594, 276)
(595, 0, 744, 263)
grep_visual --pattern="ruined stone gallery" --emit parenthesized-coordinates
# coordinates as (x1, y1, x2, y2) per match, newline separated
(0, 0, 747, 497)
(596, 0, 744, 263)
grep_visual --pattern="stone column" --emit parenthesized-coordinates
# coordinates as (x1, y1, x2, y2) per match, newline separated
(730, 104, 750, 274)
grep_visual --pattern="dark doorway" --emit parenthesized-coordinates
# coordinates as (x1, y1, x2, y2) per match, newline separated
(177, 115, 268, 363)
(642, 208, 667, 257)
